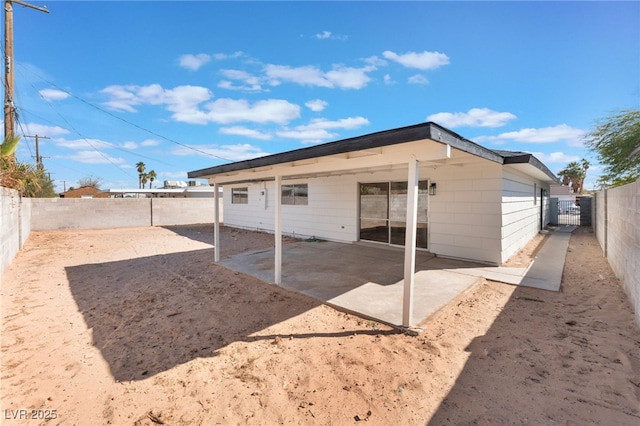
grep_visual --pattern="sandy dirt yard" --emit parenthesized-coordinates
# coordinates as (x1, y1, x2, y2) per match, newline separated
(1, 225, 639, 425)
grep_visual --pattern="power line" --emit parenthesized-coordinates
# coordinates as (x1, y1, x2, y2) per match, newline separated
(17, 63, 233, 162)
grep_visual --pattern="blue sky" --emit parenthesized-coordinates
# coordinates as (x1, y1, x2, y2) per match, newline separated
(7, 1, 639, 192)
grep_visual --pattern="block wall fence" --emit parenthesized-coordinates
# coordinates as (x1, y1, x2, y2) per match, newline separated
(592, 179, 640, 326)
(1, 189, 222, 281)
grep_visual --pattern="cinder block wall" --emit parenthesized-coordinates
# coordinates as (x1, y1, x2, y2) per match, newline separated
(31, 198, 152, 230)
(594, 179, 640, 326)
(151, 198, 219, 226)
(1, 187, 31, 282)
(30, 197, 223, 230)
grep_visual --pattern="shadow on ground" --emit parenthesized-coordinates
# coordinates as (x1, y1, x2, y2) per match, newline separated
(65, 247, 331, 382)
(160, 224, 217, 246)
(427, 229, 640, 424)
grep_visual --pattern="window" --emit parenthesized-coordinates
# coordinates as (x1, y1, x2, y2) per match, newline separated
(231, 187, 248, 204)
(281, 184, 308, 205)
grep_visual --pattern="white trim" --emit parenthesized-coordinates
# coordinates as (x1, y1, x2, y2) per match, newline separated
(214, 182, 220, 262)
(403, 157, 419, 327)
(274, 175, 282, 284)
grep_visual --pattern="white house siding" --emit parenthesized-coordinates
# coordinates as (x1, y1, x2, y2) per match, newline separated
(221, 162, 547, 265)
(500, 168, 550, 263)
(224, 168, 435, 243)
(428, 163, 504, 264)
(224, 176, 358, 242)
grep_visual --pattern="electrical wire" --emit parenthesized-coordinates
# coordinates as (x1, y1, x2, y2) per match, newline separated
(16, 62, 233, 162)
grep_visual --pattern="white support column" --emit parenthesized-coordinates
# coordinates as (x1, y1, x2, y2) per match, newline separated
(402, 157, 420, 327)
(274, 175, 282, 284)
(213, 182, 220, 262)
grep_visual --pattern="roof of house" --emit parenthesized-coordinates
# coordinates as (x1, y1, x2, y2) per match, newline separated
(59, 186, 108, 198)
(550, 184, 575, 196)
(188, 122, 558, 183)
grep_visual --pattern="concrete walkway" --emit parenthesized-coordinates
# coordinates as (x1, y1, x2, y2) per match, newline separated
(447, 225, 576, 292)
(219, 226, 574, 328)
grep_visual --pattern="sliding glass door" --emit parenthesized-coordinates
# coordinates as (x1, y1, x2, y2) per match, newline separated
(359, 183, 389, 244)
(359, 181, 429, 249)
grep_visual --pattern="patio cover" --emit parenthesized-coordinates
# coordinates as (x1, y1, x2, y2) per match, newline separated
(188, 122, 558, 327)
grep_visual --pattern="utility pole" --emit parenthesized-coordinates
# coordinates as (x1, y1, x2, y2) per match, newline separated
(4, 0, 49, 141)
(24, 134, 49, 169)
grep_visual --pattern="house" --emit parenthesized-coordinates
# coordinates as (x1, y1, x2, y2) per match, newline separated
(101, 181, 220, 198)
(59, 186, 109, 198)
(188, 122, 557, 326)
(550, 184, 576, 203)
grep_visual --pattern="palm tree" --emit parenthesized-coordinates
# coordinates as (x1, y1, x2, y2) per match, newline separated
(140, 172, 149, 189)
(558, 158, 590, 194)
(135, 161, 146, 189)
(147, 170, 157, 189)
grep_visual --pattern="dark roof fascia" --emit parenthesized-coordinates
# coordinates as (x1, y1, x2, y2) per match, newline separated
(188, 122, 506, 179)
(187, 122, 557, 182)
(427, 122, 504, 163)
(496, 150, 559, 182)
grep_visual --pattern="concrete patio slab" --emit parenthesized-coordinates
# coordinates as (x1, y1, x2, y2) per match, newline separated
(218, 226, 574, 327)
(219, 241, 482, 328)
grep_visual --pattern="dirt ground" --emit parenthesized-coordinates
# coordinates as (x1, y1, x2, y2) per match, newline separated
(1, 225, 639, 425)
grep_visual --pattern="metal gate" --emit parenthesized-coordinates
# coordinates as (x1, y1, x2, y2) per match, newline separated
(550, 197, 591, 226)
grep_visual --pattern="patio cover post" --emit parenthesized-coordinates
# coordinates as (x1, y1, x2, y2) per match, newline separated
(402, 157, 420, 327)
(274, 174, 282, 284)
(213, 182, 220, 262)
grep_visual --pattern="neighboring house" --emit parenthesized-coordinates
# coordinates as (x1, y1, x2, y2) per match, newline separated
(188, 122, 558, 266)
(101, 181, 220, 198)
(550, 184, 576, 203)
(59, 186, 108, 198)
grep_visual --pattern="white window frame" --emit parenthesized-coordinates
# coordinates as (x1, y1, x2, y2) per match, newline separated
(281, 183, 308, 205)
(231, 187, 249, 204)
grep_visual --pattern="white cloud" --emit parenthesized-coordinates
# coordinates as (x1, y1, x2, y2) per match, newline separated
(313, 31, 347, 41)
(365, 56, 387, 67)
(120, 139, 160, 149)
(179, 53, 211, 71)
(315, 31, 332, 39)
(205, 98, 300, 125)
(265, 64, 332, 88)
(305, 99, 328, 112)
(172, 143, 270, 161)
(325, 66, 373, 89)
(101, 84, 300, 126)
(427, 108, 517, 128)
(305, 116, 370, 131)
(382, 50, 450, 70)
(264, 64, 373, 90)
(54, 137, 114, 150)
(477, 124, 586, 145)
(218, 69, 263, 91)
(531, 151, 580, 164)
(408, 74, 428, 85)
(65, 150, 126, 164)
(213, 51, 245, 61)
(276, 116, 369, 144)
(39, 88, 70, 101)
(21, 123, 69, 136)
(277, 128, 335, 144)
(100, 84, 213, 123)
(383, 74, 394, 85)
(220, 126, 273, 140)
(101, 84, 212, 113)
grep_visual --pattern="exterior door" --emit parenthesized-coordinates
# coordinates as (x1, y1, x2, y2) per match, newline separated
(359, 181, 429, 249)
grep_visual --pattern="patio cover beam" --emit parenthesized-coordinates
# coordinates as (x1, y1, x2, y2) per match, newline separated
(214, 182, 220, 262)
(403, 157, 420, 327)
(274, 174, 282, 284)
